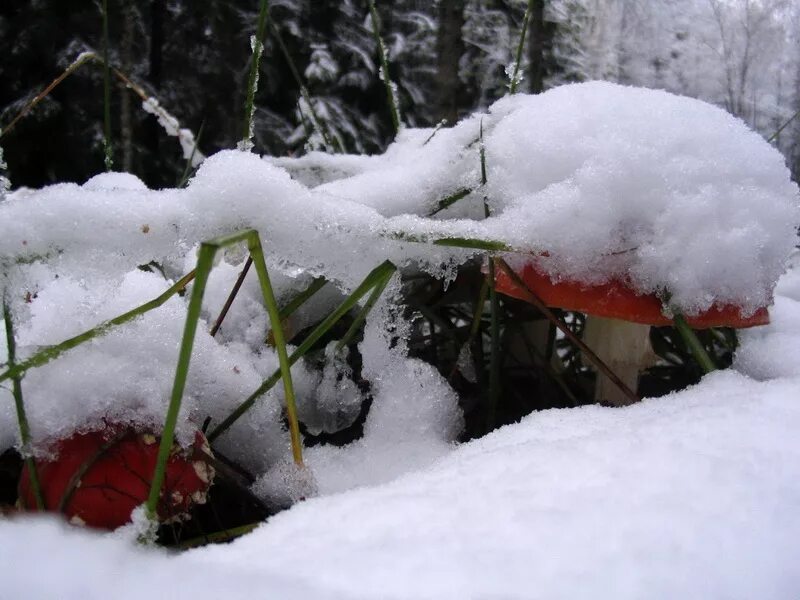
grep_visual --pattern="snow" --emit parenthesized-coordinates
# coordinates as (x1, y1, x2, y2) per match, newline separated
(734, 251, 800, 381)
(83, 171, 149, 192)
(1, 81, 798, 488)
(0, 81, 799, 598)
(141, 97, 205, 167)
(3, 83, 797, 312)
(208, 372, 800, 600)
(305, 44, 339, 83)
(2, 282, 800, 597)
(274, 82, 799, 316)
(294, 342, 364, 436)
(0, 141, 10, 199)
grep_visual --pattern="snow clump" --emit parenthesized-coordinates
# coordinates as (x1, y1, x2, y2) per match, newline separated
(0, 82, 797, 500)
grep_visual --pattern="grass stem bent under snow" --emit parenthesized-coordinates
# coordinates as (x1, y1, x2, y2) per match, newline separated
(2, 297, 44, 510)
(209, 260, 397, 442)
(146, 229, 304, 520)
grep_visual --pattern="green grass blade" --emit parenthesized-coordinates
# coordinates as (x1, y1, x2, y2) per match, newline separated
(423, 119, 447, 145)
(3, 297, 44, 510)
(241, 0, 270, 150)
(509, 0, 535, 94)
(336, 264, 396, 351)
(0, 270, 197, 385)
(672, 313, 717, 374)
(448, 277, 489, 381)
(480, 119, 502, 431)
(209, 260, 396, 442)
(431, 237, 513, 252)
(368, 0, 401, 135)
(279, 277, 327, 321)
(247, 235, 304, 466)
(177, 521, 261, 549)
(429, 187, 473, 216)
(145, 247, 215, 519)
(267, 16, 341, 153)
(178, 119, 205, 187)
(148, 228, 308, 517)
(381, 226, 516, 253)
(768, 106, 800, 143)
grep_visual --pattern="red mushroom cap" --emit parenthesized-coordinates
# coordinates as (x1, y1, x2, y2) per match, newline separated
(18, 423, 215, 530)
(494, 262, 769, 329)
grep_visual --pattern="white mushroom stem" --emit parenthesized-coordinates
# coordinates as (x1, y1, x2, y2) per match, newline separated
(583, 316, 657, 406)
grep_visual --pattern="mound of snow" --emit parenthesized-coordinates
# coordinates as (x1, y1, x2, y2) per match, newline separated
(2, 356, 799, 598)
(1, 82, 797, 505)
(273, 82, 800, 316)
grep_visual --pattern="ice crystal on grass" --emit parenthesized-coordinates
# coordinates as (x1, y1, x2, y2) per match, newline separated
(0, 140, 10, 200)
(298, 343, 364, 436)
(141, 97, 204, 167)
(504, 61, 524, 91)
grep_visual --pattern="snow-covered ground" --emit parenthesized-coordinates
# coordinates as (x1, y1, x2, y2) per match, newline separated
(1, 83, 799, 598)
(2, 264, 799, 599)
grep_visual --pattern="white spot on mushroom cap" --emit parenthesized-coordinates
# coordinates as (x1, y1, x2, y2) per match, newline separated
(192, 460, 214, 485)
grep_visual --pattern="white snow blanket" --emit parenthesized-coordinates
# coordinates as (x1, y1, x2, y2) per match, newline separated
(0, 83, 799, 598)
(2, 265, 799, 598)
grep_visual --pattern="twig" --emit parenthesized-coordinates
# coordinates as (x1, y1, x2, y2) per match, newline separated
(0, 52, 98, 137)
(267, 16, 341, 152)
(768, 106, 800, 143)
(210, 257, 253, 337)
(495, 259, 640, 405)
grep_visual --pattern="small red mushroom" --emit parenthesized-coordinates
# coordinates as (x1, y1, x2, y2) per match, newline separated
(17, 423, 215, 530)
(494, 261, 769, 405)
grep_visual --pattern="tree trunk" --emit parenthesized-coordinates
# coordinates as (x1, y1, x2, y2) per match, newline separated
(527, 0, 555, 94)
(148, 0, 163, 89)
(144, 0, 164, 184)
(527, 0, 544, 93)
(435, 0, 465, 124)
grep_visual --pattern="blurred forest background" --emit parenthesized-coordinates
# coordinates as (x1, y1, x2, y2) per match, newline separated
(1, 0, 799, 189)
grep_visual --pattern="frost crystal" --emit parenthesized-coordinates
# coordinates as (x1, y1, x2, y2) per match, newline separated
(304, 44, 339, 83)
(236, 139, 255, 153)
(297, 343, 364, 436)
(297, 96, 327, 152)
(69, 51, 97, 69)
(141, 97, 204, 167)
(505, 61, 524, 90)
(240, 35, 263, 153)
(113, 505, 158, 545)
(0, 142, 9, 200)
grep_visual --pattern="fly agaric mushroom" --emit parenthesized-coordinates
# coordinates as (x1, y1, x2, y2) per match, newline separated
(494, 260, 769, 406)
(18, 423, 215, 530)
